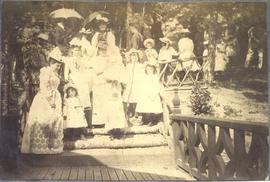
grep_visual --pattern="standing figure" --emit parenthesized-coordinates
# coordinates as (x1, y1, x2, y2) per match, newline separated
(63, 85, 88, 141)
(65, 43, 93, 133)
(123, 49, 145, 122)
(21, 50, 64, 154)
(91, 38, 126, 129)
(127, 23, 144, 50)
(214, 39, 229, 81)
(91, 16, 116, 50)
(245, 26, 265, 69)
(144, 38, 158, 64)
(136, 63, 163, 126)
(151, 12, 164, 50)
(202, 41, 211, 84)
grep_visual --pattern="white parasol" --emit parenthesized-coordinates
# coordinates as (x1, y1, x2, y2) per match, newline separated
(50, 8, 83, 20)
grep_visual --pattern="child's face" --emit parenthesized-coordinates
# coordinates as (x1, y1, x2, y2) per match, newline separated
(146, 66, 155, 75)
(67, 88, 76, 97)
(130, 53, 139, 63)
(72, 47, 81, 57)
(145, 43, 153, 49)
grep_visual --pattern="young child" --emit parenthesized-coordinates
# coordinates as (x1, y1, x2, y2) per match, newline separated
(63, 85, 88, 141)
(144, 38, 158, 64)
(136, 63, 163, 126)
(202, 41, 211, 84)
(67, 44, 92, 131)
(158, 37, 178, 82)
(123, 49, 145, 123)
(215, 39, 228, 81)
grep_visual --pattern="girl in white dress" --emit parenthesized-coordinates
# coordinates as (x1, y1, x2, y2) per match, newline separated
(215, 39, 229, 81)
(136, 64, 163, 126)
(122, 49, 146, 120)
(144, 38, 158, 64)
(63, 85, 88, 140)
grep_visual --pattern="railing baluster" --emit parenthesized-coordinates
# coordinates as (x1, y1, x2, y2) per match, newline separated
(208, 125, 217, 179)
(170, 114, 268, 180)
(234, 130, 248, 179)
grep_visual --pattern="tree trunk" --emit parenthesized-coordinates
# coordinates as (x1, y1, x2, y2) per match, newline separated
(126, 2, 133, 50)
(207, 12, 218, 84)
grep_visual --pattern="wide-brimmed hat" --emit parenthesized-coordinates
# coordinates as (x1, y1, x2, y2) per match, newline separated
(159, 37, 172, 45)
(143, 38, 155, 47)
(48, 47, 64, 64)
(180, 28, 191, 34)
(96, 15, 109, 25)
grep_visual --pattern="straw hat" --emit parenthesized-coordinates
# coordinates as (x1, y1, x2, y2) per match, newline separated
(159, 37, 172, 45)
(143, 38, 155, 47)
(180, 28, 191, 34)
(96, 15, 109, 24)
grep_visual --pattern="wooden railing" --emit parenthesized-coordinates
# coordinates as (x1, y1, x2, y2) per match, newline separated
(169, 114, 269, 180)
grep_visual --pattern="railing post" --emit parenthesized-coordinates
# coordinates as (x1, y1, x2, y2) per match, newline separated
(234, 130, 247, 179)
(208, 125, 217, 179)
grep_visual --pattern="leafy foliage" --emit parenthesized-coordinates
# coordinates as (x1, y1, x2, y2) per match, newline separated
(190, 84, 212, 115)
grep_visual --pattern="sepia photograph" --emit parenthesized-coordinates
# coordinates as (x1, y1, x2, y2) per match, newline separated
(0, 0, 268, 180)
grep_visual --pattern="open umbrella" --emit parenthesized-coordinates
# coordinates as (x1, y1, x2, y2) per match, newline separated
(50, 8, 83, 20)
(83, 11, 110, 29)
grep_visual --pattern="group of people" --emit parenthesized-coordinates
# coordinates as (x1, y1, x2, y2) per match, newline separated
(20, 15, 166, 154)
(17, 9, 265, 155)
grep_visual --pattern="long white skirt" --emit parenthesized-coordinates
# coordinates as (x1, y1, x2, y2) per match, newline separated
(21, 91, 63, 154)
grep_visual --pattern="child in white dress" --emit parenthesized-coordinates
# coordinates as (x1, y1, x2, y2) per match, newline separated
(144, 38, 158, 64)
(136, 64, 163, 126)
(123, 49, 146, 121)
(215, 39, 228, 81)
(63, 85, 88, 141)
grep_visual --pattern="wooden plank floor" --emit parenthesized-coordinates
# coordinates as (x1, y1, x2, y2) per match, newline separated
(1, 166, 184, 180)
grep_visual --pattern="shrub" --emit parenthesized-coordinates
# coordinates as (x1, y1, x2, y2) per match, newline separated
(190, 84, 212, 115)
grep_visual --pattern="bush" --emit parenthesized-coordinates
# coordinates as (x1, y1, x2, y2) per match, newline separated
(190, 84, 212, 115)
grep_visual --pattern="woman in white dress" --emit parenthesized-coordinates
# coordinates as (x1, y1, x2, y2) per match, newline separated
(91, 38, 127, 129)
(21, 49, 64, 154)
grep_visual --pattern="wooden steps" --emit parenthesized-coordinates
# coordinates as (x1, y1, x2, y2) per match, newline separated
(92, 124, 161, 135)
(64, 133, 167, 150)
